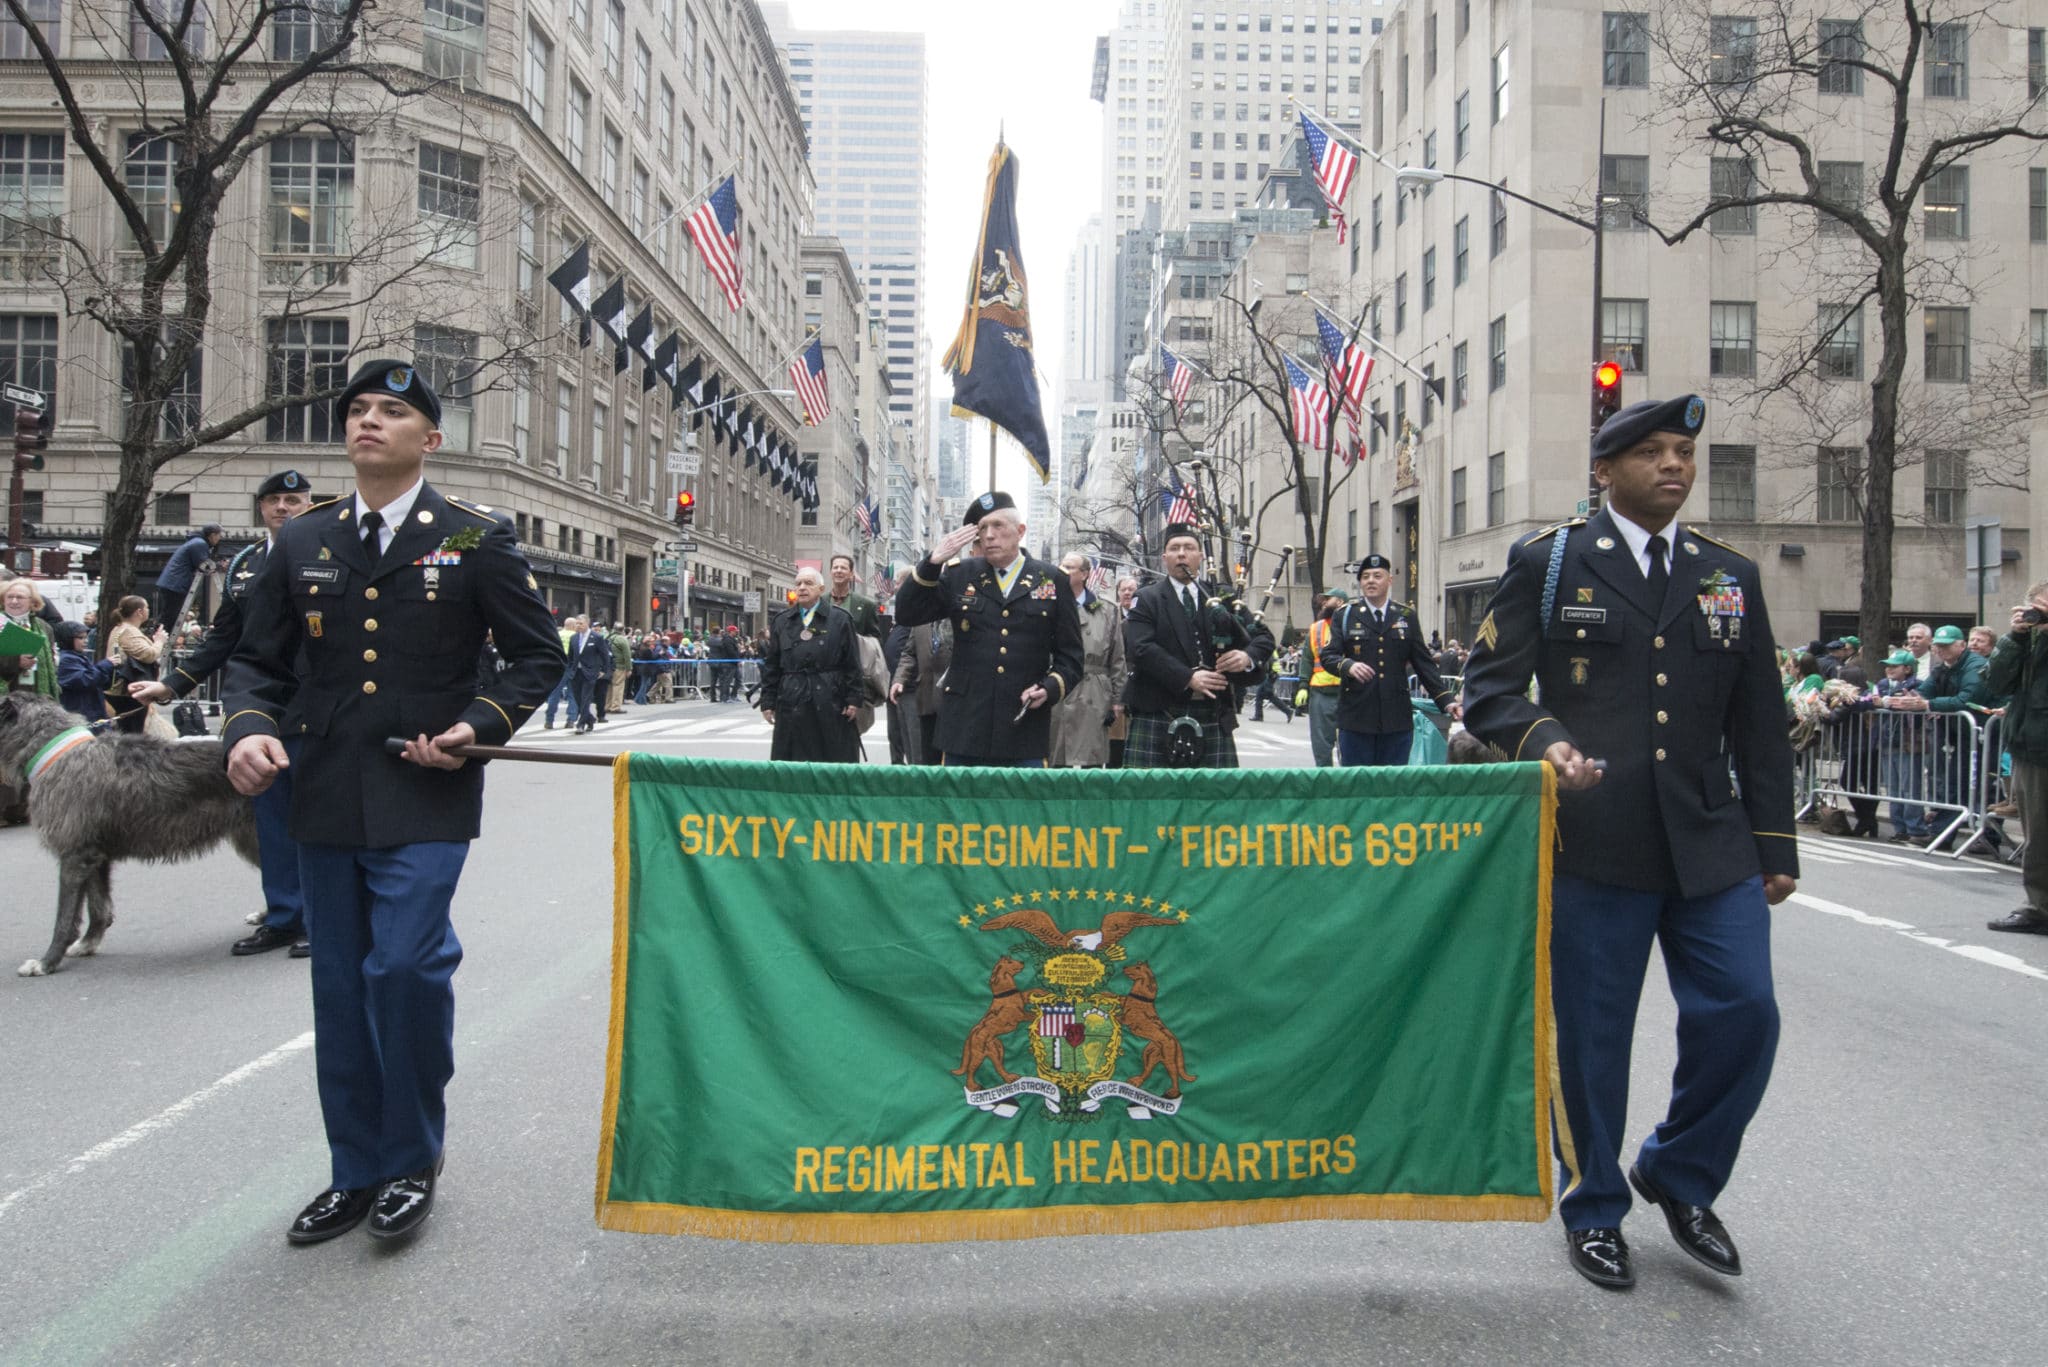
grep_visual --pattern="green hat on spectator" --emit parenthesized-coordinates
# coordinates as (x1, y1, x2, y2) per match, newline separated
(1842, 635, 1860, 646)
(1884, 649, 1915, 666)
(1932, 625, 1966, 645)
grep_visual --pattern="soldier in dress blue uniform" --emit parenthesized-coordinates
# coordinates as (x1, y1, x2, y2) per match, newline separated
(131, 468, 317, 958)
(1461, 394, 1798, 1291)
(893, 492, 1083, 767)
(1317, 553, 1460, 766)
(222, 360, 563, 1246)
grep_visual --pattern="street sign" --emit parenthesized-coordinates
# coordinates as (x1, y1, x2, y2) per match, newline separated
(1966, 515, 2001, 622)
(677, 540, 699, 552)
(3, 383, 45, 410)
(741, 591, 761, 612)
(666, 452, 700, 475)
(1574, 498, 1590, 516)
(655, 557, 678, 577)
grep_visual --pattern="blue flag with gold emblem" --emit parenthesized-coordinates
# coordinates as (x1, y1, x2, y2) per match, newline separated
(944, 142, 1051, 482)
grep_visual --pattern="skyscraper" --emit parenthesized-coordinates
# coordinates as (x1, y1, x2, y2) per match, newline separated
(766, 5, 931, 480)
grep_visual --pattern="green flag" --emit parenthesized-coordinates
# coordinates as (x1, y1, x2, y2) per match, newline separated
(599, 756, 1561, 1243)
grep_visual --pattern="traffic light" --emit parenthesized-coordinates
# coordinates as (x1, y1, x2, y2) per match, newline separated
(651, 596, 663, 613)
(1592, 361, 1623, 430)
(673, 489, 696, 526)
(12, 407, 46, 473)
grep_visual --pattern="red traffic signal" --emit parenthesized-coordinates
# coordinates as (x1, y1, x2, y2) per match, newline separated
(1592, 361, 1623, 428)
(673, 489, 697, 526)
(12, 407, 46, 473)
(651, 596, 663, 612)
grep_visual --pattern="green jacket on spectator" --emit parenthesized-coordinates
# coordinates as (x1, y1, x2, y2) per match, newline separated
(1987, 631, 2048, 762)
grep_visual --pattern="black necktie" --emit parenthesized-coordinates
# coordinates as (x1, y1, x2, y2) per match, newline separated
(360, 509, 384, 560)
(1646, 533, 1669, 606)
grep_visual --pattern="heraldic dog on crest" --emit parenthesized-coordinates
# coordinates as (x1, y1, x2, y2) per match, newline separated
(0, 693, 258, 978)
(958, 908, 1197, 1109)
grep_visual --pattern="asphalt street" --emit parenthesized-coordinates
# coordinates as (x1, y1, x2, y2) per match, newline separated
(1, 698, 2043, 1366)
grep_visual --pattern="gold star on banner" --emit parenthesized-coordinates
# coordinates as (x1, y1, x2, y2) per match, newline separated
(992, 896, 1008, 910)
(1066, 887, 1081, 900)
(973, 904, 988, 918)
(1158, 901, 1173, 916)
(1141, 896, 1155, 908)
(958, 915, 972, 927)
(1014, 893, 1027, 906)
(1177, 908, 1190, 922)
(1123, 893, 1137, 905)
(1084, 889, 1098, 901)
(1028, 889, 1043, 901)
(1048, 888, 1063, 901)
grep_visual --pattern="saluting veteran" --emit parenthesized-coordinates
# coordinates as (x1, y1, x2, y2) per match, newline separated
(893, 492, 1083, 767)
(1460, 394, 1797, 1292)
(223, 360, 563, 1246)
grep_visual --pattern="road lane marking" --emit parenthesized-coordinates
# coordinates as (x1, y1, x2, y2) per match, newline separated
(1789, 892, 2048, 983)
(1798, 836, 2005, 874)
(0, 1031, 315, 1223)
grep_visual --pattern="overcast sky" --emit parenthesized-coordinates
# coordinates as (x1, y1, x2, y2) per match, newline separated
(782, 0, 1110, 495)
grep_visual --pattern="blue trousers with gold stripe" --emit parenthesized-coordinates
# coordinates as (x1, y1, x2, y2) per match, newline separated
(1550, 873, 1779, 1230)
(299, 840, 469, 1191)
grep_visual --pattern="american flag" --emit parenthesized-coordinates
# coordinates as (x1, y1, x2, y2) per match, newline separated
(1315, 308, 1374, 466)
(853, 495, 879, 542)
(1283, 354, 1331, 449)
(1037, 1003, 1075, 1037)
(1162, 468, 1198, 525)
(1159, 344, 1194, 417)
(789, 336, 830, 427)
(1299, 110, 1358, 244)
(685, 175, 745, 313)
(1087, 559, 1113, 595)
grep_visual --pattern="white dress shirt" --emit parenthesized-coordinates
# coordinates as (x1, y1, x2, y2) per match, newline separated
(1604, 506, 1679, 581)
(353, 478, 425, 557)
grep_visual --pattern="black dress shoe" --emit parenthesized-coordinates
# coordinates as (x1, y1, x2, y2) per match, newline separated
(232, 924, 302, 956)
(368, 1164, 440, 1240)
(288, 938, 312, 958)
(286, 1186, 374, 1245)
(1566, 1227, 1634, 1289)
(1629, 1164, 1741, 1276)
(1987, 908, 2048, 935)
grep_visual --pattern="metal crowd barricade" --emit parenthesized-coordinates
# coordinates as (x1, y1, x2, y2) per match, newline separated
(1799, 706, 1984, 857)
(1963, 712, 2024, 864)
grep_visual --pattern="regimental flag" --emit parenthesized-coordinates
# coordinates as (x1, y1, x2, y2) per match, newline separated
(592, 278, 629, 345)
(1163, 467, 1198, 526)
(596, 757, 1560, 1242)
(695, 373, 722, 433)
(686, 175, 745, 313)
(627, 306, 655, 388)
(1159, 344, 1195, 419)
(547, 240, 593, 347)
(742, 409, 758, 456)
(654, 333, 681, 397)
(790, 336, 830, 427)
(943, 142, 1052, 481)
(1315, 309, 1374, 467)
(1299, 110, 1358, 244)
(1283, 354, 1331, 449)
(676, 356, 704, 412)
(854, 494, 879, 543)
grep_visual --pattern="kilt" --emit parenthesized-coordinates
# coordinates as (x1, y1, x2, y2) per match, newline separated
(1124, 712, 1239, 769)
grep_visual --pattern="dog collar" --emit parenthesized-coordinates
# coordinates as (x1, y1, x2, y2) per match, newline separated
(25, 726, 95, 784)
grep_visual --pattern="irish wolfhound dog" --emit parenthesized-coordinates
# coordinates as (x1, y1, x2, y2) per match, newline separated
(0, 693, 258, 977)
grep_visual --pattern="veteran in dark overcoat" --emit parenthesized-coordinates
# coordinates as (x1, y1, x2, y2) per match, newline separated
(893, 492, 1083, 767)
(1460, 394, 1797, 1293)
(760, 566, 862, 763)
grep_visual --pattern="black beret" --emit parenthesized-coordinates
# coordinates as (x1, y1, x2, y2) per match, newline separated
(1591, 394, 1705, 464)
(962, 491, 1017, 526)
(333, 359, 442, 430)
(1356, 553, 1393, 572)
(254, 468, 315, 501)
(1160, 521, 1202, 545)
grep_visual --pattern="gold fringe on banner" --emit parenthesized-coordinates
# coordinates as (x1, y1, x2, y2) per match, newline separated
(593, 755, 637, 1218)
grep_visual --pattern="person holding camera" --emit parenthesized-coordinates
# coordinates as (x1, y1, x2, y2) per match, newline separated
(1121, 522, 1270, 769)
(1048, 552, 1125, 768)
(1985, 584, 2048, 934)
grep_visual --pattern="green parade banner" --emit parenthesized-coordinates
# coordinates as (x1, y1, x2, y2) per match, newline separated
(597, 754, 1562, 1243)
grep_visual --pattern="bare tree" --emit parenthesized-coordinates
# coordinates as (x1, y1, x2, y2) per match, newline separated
(1, 1, 552, 626)
(1635, 0, 2047, 663)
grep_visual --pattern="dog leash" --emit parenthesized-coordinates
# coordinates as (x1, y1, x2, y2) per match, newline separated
(24, 725, 95, 784)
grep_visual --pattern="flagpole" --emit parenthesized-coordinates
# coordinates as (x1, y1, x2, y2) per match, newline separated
(1303, 290, 1438, 388)
(988, 420, 998, 491)
(644, 160, 743, 239)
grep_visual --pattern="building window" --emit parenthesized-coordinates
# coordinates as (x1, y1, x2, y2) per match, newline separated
(1923, 164, 1967, 240)
(1490, 43, 1510, 123)
(0, 315, 58, 413)
(1925, 22, 1967, 98)
(2032, 28, 2046, 99)
(264, 317, 350, 443)
(658, 80, 674, 159)
(413, 324, 476, 449)
(1709, 15, 1756, 87)
(600, 125, 621, 203)
(1710, 156, 1755, 234)
(604, 0, 625, 81)
(1453, 216, 1470, 284)
(422, 0, 486, 84)
(1421, 364, 1438, 427)
(1709, 444, 1756, 521)
(1424, 11, 1438, 80)
(1817, 160, 1861, 235)
(154, 492, 190, 524)
(1923, 306, 1969, 382)
(1453, 91, 1470, 162)
(417, 143, 481, 269)
(1394, 273, 1408, 332)
(523, 23, 551, 123)
(1709, 302, 1755, 377)
(265, 135, 352, 255)
(272, 0, 344, 61)
(1370, 194, 1382, 250)
(516, 194, 540, 293)
(130, 0, 205, 59)
(1819, 303, 1863, 380)
(1600, 155, 1648, 231)
(1817, 19, 1863, 94)
(1450, 467, 1468, 535)
(123, 134, 180, 246)
(555, 381, 574, 473)
(2032, 310, 2048, 389)
(1452, 341, 1469, 408)
(1421, 248, 1436, 312)
(0, 132, 64, 248)
(512, 379, 531, 464)
(1602, 12, 1648, 88)
(1816, 446, 1861, 523)
(630, 166, 649, 236)
(1924, 449, 1966, 526)
(1368, 401, 1383, 457)
(1488, 315, 1507, 390)
(2031, 167, 2046, 243)
(1490, 187, 1507, 256)
(1486, 452, 1505, 526)
(634, 38, 652, 124)
(1602, 299, 1648, 372)
(566, 81, 589, 173)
